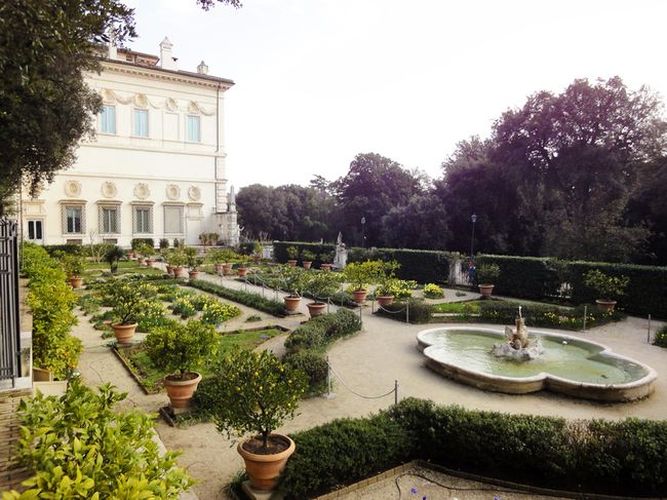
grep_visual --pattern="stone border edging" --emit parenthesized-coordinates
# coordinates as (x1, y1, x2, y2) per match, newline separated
(314, 459, 645, 500)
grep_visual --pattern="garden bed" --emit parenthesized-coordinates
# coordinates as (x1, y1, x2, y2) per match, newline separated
(113, 327, 286, 394)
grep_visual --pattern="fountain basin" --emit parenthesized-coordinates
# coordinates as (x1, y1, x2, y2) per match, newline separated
(417, 327, 656, 402)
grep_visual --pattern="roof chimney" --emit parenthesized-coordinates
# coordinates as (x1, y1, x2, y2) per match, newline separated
(197, 60, 209, 75)
(159, 37, 177, 70)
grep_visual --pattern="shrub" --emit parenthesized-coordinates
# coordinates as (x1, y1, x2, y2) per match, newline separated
(301, 249, 316, 262)
(4, 381, 192, 498)
(284, 309, 361, 352)
(280, 414, 412, 498)
(208, 349, 307, 450)
(201, 300, 241, 326)
(143, 319, 218, 379)
(131, 238, 154, 250)
(423, 283, 444, 298)
(654, 325, 667, 348)
(283, 350, 329, 395)
(375, 299, 433, 324)
(375, 278, 416, 298)
(286, 245, 300, 260)
(102, 280, 159, 325)
(189, 279, 286, 317)
(476, 262, 500, 285)
(60, 253, 85, 277)
(172, 297, 197, 318)
(22, 244, 81, 378)
(136, 301, 169, 332)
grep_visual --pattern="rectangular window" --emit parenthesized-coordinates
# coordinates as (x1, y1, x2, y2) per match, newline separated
(100, 105, 116, 134)
(133, 109, 149, 137)
(101, 207, 119, 234)
(133, 206, 153, 234)
(186, 115, 201, 142)
(65, 207, 83, 234)
(27, 220, 43, 240)
(163, 206, 183, 234)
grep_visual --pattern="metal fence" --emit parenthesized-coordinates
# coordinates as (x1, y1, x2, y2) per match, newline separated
(0, 218, 21, 384)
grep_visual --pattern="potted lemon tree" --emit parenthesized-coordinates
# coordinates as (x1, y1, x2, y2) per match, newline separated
(104, 281, 158, 344)
(62, 253, 85, 289)
(210, 349, 306, 492)
(278, 265, 305, 313)
(343, 260, 384, 304)
(583, 269, 629, 312)
(144, 319, 218, 408)
(303, 271, 340, 317)
(300, 249, 316, 270)
(477, 263, 500, 298)
(286, 246, 299, 267)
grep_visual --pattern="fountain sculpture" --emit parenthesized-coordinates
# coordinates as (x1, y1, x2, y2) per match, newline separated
(492, 306, 544, 360)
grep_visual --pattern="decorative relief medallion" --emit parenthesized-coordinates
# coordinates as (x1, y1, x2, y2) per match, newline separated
(101, 181, 117, 198)
(187, 185, 201, 202)
(165, 97, 178, 111)
(134, 93, 149, 108)
(134, 183, 150, 200)
(166, 184, 181, 201)
(64, 180, 82, 197)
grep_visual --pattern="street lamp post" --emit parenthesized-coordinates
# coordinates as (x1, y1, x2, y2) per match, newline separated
(361, 217, 366, 248)
(470, 214, 477, 257)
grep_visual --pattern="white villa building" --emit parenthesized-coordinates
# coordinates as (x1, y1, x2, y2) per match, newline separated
(20, 38, 240, 247)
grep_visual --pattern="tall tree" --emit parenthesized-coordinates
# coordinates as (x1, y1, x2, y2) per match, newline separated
(490, 77, 666, 261)
(334, 153, 422, 246)
(0, 0, 136, 213)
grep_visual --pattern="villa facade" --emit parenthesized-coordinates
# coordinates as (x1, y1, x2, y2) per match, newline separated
(20, 38, 240, 247)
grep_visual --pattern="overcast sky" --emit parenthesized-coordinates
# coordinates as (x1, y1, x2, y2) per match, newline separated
(124, 0, 667, 189)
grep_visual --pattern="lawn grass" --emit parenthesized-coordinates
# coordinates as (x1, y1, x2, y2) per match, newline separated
(117, 328, 284, 393)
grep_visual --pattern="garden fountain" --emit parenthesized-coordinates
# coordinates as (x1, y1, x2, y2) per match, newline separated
(417, 308, 656, 402)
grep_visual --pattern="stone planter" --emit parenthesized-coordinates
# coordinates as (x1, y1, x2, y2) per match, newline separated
(163, 372, 202, 409)
(284, 296, 301, 313)
(307, 302, 326, 318)
(238, 266, 249, 277)
(596, 299, 617, 312)
(112, 322, 137, 344)
(376, 295, 395, 307)
(69, 276, 83, 289)
(352, 289, 368, 304)
(478, 284, 494, 297)
(302, 261, 312, 270)
(238, 434, 295, 491)
(287, 259, 297, 267)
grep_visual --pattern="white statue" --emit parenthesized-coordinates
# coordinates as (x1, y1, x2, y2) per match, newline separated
(333, 232, 347, 270)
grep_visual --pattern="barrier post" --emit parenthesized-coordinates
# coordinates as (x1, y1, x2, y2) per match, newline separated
(406, 301, 410, 324)
(648, 314, 652, 343)
(582, 305, 587, 331)
(394, 380, 398, 405)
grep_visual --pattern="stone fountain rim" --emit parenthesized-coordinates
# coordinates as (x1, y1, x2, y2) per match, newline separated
(417, 326, 657, 398)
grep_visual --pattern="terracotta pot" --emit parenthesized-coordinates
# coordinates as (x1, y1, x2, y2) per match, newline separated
(376, 295, 395, 307)
(189, 270, 200, 280)
(284, 296, 301, 312)
(238, 434, 295, 491)
(214, 263, 224, 275)
(163, 372, 202, 409)
(320, 263, 332, 271)
(352, 289, 368, 304)
(175, 266, 188, 278)
(287, 259, 297, 267)
(238, 266, 249, 277)
(138, 257, 146, 265)
(112, 322, 137, 344)
(146, 258, 155, 266)
(302, 261, 312, 270)
(222, 263, 233, 275)
(596, 299, 617, 312)
(307, 302, 326, 318)
(166, 265, 175, 277)
(478, 284, 494, 297)
(69, 276, 83, 289)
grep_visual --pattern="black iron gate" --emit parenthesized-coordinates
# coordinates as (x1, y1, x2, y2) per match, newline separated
(0, 218, 21, 384)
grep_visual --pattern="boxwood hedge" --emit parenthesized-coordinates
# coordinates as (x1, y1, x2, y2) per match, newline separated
(280, 398, 667, 498)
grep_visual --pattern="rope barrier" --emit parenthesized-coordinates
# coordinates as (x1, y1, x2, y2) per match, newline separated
(326, 360, 397, 401)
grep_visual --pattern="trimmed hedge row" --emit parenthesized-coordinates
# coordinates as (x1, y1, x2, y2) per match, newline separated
(188, 279, 287, 317)
(275, 243, 667, 318)
(283, 309, 362, 395)
(281, 398, 667, 498)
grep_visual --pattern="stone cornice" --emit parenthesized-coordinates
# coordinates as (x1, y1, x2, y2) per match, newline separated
(101, 59, 234, 91)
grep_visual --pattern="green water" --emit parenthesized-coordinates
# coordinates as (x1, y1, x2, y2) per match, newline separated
(423, 329, 647, 385)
